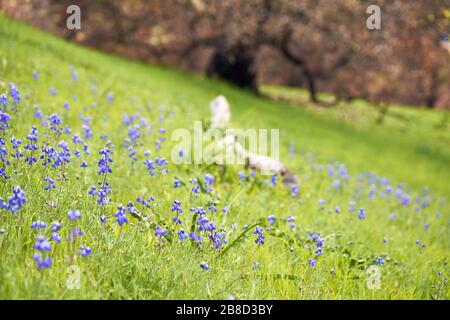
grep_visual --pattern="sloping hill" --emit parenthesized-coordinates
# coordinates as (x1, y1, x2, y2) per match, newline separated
(0, 16, 448, 299)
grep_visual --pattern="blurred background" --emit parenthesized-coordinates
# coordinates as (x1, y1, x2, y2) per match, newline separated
(1, 0, 449, 108)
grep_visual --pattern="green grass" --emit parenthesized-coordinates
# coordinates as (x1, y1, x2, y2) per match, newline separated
(0, 15, 448, 299)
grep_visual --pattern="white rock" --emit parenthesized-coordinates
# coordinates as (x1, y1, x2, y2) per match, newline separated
(210, 95, 230, 128)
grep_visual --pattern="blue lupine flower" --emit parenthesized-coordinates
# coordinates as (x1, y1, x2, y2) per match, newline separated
(291, 186, 299, 197)
(127, 146, 137, 162)
(0, 186, 27, 213)
(128, 124, 141, 145)
(46, 141, 71, 169)
(144, 158, 156, 176)
(315, 248, 323, 256)
(335, 206, 341, 214)
(31, 221, 46, 229)
(80, 246, 92, 257)
(172, 217, 182, 224)
(348, 201, 356, 213)
(98, 148, 113, 175)
(10, 136, 21, 149)
(34, 105, 42, 119)
(177, 229, 189, 241)
(52, 233, 62, 243)
(49, 88, 57, 96)
(308, 258, 317, 267)
(309, 233, 325, 248)
(267, 215, 276, 225)
(208, 204, 217, 212)
(196, 216, 211, 231)
(155, 226, 168, 237)
(9, 85, 20, 104)
(71, 227, 84, 239)
(136, 195, 154, 208)
(155, 157, 168, 173)
(189, 178, 197, 184)
(34, 235, 52, 251)
(375, 258, 385, 265)
(89, 182, 112, 205)
(339, 164, 349, 180)
(0, 110, 11, 131)
(33, 254, 52, 271)
(107, 92, 114, 103)
(44, 177, 56, 191)
(72, 134, 83, 144)
(32, 70, 38, 80)
(271, 174, 277, 186)
(51, 222, 61, 232)
(254, 226, 265, 245)
(190, 206, 207, 215)
(10, 136, 23, 159)
(82, 122, 92, 140)
(82, 144, 90, 156)
(25, 126, 39, 154)
(114, 204, 128, 226)
(204, 173, 214, 191)
(328, 166, 334, 177)
(70, 65, 78, 81)
(384, 185, 393, 194)
(46, 113, 62, 134)
(174, 179, 181, 188)
(358, 208, 366, 220)
(191, 184, 200, 194)
(200, 262, 210, 271)
(332, 179, 341, 189)
(0, 94, 8, 108)
(38, 256, 52, 270)
(203, 221, 217, 232)
(68, 210, 81, 221)
(0, 168, 6, 179)
(238, 172, 247, 180)
(189, 231, 202, 243)
(171, 200, 182, 213)
(209, 232, 227, 250)
(126, 202, 140, 218)
(100, 215, 107, 223)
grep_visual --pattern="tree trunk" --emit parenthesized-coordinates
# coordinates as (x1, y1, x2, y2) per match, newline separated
(207, 45, 258, 92)
(425, 95, 436, 108)
(302, 68, 318, 103)
(279, 44, 318, 103)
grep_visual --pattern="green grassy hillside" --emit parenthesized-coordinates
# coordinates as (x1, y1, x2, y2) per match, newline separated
(0, 16, 448, 299)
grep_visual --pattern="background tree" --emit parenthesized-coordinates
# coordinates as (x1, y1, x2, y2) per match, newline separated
(1, 0, 449, 108)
